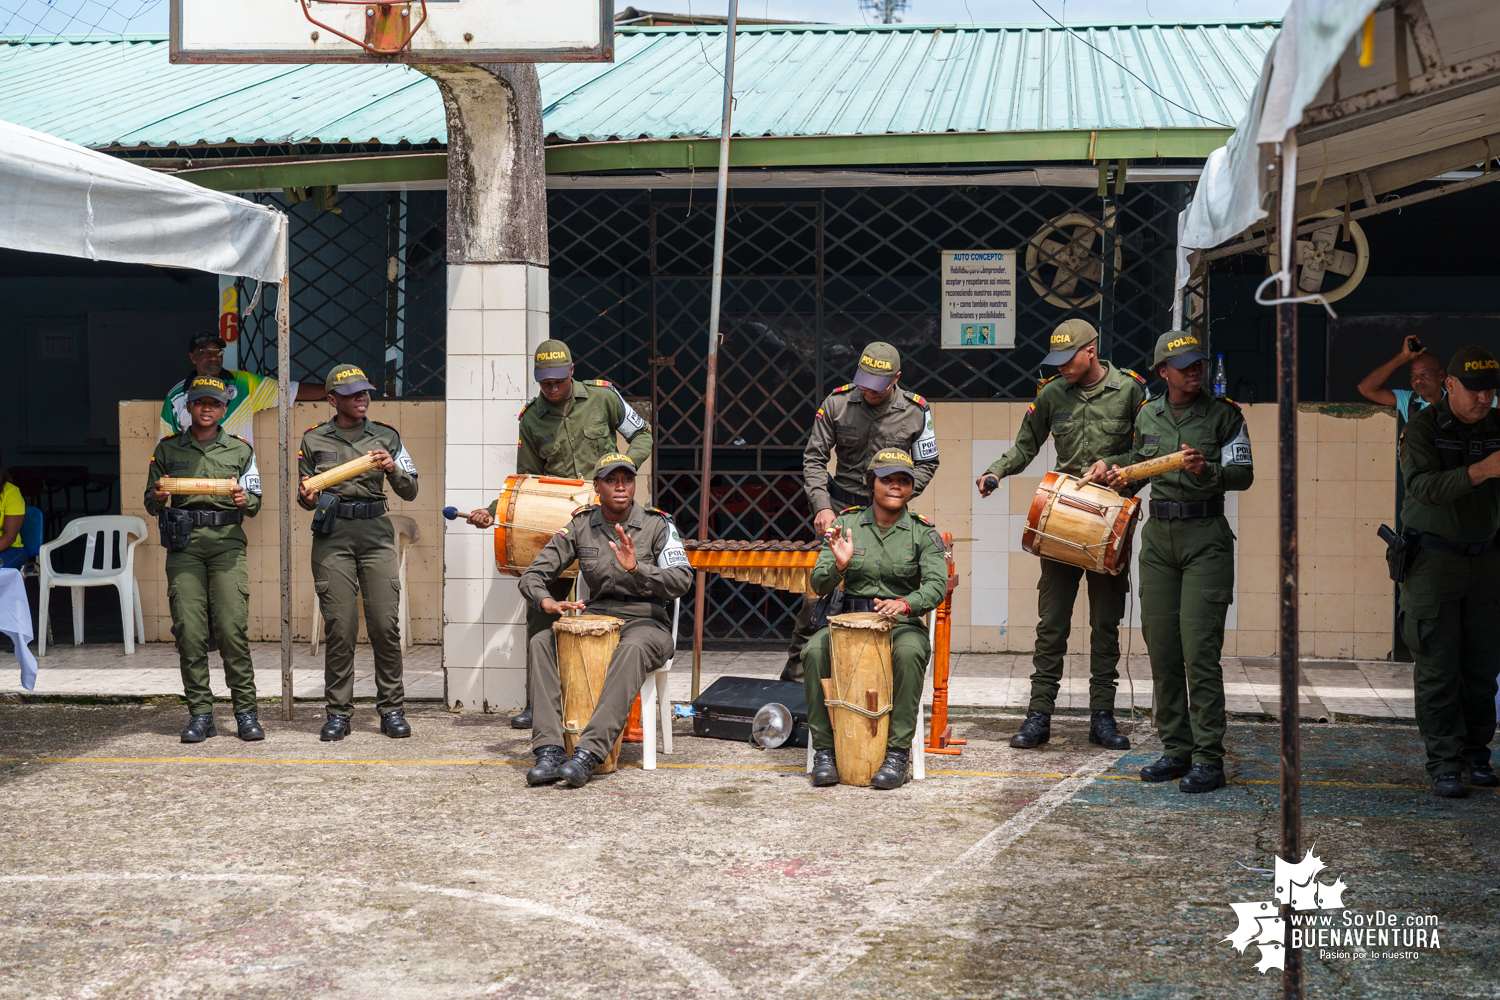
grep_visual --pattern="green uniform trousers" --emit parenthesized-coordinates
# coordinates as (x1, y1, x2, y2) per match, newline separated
(312, 515, 404, 715)
(166, 533, 255, 715)
(523, 577, 576, 709)
(1030, 558, 1129, 713)
(528, 619, 674, 759)
(802, 623, 930, 752)
(1398, 548, 1500, 777)
(1138, 516, 1235, 767)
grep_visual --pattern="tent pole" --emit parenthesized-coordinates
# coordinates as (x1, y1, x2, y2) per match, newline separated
(691, 0, 738, 702)
(277, 220, 294, 723)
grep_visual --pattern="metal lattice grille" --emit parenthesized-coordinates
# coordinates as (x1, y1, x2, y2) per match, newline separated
(239, 192, 447, 396)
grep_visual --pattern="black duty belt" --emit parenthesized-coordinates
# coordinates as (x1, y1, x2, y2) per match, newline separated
(1149, 499, 1225, 520)
(1416, 531, 1496, 558)
(335, 499, 386, 519)
(828, 482, 870, 508)
(177, 509, 244, 527)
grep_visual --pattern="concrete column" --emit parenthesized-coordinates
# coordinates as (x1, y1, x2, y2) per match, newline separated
(419, 62, 548, 712)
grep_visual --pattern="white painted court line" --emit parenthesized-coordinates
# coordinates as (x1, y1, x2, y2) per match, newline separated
(783, 740, 1139, 993)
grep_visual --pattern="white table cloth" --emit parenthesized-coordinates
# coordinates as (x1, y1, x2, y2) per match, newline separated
(0, 568, 37, 690)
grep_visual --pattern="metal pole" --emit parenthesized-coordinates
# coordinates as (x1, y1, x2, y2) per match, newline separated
(690, 2, 738, 702)
(277, 218, 294, 722)
(1274, 144, 1302, 1000)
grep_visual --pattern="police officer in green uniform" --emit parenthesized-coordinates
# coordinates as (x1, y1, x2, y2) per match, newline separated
(975, 319, 1145, 752)
(464, 338, 654, 729)
(1391, 345, 1500, 798)
(297, 362, 420, 742)
(519, 453, 693, 788)
(788, 342, 939, 681)
(1093, 330, 1254, 794)
(143, 375, 264, 743)
(803, 450, 949, 789)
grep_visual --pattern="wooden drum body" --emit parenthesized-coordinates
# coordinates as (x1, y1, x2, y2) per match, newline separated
(494, 475, 598, 578)
(825, 612, 896, 787)
(1022, 471, 1140, 576)
(552, 614, 627, 774)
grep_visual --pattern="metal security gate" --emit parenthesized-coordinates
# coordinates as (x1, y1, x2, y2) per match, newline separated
(549, 182, 1195, 642)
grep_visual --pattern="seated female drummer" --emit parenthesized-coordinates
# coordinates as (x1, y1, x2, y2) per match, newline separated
(803, 449, 950, 789)
(518, 453, 694, 788)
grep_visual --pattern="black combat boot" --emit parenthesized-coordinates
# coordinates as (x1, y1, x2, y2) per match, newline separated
(1464, 761, 1499, 787)
(526, 746, 568, 786)
(180, 713, 216, 743)
(380, 709, 411, 738)
(511, 703, 533, 730)
(320, 713, 352, 742)
(1009, 710, 1051, 749)
(234, 711, 264, 741)
(1179, 763, 1226, 793)
(1432, 772, 1467, 798)
(870, 748, 912, 790)
(810, 749, 839, 787)
(1088, 710, 1130, 749)
(558, 748, 602, 788)
(1139, 755, 1191, 782)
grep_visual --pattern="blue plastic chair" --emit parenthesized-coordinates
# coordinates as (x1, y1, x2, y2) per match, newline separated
(20, 506, 42, 577)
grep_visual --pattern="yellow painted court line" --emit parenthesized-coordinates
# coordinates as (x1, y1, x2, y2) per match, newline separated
(0, 757, 1430, 788)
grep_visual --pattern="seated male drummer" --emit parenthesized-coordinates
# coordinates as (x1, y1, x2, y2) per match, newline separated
(519, 453, 694, 788)
(803, 450, 949, 789)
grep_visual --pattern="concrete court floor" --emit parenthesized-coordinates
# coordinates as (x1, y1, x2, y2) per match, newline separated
(0, 704, 1494, 1000)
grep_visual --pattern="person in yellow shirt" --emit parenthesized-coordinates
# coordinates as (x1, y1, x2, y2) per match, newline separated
(0, 449, 26, 570)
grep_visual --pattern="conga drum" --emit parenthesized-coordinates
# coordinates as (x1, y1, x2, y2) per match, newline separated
(824, 611, 896, 786)
(1021, 471, 1140, 575)
(552, 614, 627, 774)
(493, 475, 598, 578)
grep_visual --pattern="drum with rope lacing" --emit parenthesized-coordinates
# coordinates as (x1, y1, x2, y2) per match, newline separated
(493, 474, 598, 578)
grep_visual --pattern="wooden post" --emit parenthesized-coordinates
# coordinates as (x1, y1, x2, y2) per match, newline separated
(277, 221, 294, 722)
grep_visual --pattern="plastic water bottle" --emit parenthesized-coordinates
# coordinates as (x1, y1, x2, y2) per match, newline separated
(1213, 354, 1228, 399)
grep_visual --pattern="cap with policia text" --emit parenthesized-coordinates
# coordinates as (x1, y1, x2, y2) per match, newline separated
(868, 448, 916, 478)
(852, 342, 901, 391)
(1449, 345, 1500, 390)
(534, 339, 574, 381)
(187, 330, 226, 352)
(324, 362, 378, 395)
(1152, 330, 1208, 369)
(186, 375, 230, 403)
(593, 452, 638, 479)
(1042, 319, 1099, 365)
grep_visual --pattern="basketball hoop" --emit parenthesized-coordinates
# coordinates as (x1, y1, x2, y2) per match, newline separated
(297, 0, 428, 57)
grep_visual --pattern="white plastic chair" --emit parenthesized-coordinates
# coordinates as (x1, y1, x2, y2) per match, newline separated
(37, 516, 147, 657)
(310, 514, 420, 653)
(640, 597, 680, 770)
(805, 609, 935, 781)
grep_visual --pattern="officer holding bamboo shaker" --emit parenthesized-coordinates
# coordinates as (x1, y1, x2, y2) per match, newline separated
(297, 362, 419, 742)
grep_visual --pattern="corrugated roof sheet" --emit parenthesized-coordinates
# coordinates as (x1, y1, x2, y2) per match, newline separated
(0, 22, 1276, 150)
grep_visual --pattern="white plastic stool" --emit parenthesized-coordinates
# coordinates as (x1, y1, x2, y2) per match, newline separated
(37, 516, 147, 656)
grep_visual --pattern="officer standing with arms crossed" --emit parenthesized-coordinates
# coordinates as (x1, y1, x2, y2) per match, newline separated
(143, 376, 264, 743)
(788, 342, 938, 681)
(298, 363, 420, 742)
(463, 339, 653, 729)
(976, 319, 1144, 752)
(1090, 330, 1254, 793)
(1387, 345, 1500, 797)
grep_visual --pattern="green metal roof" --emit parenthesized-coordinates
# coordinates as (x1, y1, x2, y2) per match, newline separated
(0, 22, 1276, 172)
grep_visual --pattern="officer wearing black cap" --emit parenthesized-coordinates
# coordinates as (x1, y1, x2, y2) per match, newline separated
(1094, 330, 1254, 794)
(789, 342, 939, 680)
(159, 330, 323, 445)
(977, 319, 1147, 753)
(297, 362, 419, 742)
(518, 453, 693, 788)
(1392, 344, 1500, 798)
(143, 375, 264, 743)
(464, 338, 654, 729)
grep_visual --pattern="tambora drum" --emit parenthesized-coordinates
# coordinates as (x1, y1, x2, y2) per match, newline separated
(552, 614, 627, 774)
(1022, 472, 1140, 576)
(824, 611, 896, 786)
(493, 475, 598, 578)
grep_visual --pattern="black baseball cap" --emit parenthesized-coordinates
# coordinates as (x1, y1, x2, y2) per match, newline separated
(188, 330, 226, 352)
(1449, 345, 1500, 391)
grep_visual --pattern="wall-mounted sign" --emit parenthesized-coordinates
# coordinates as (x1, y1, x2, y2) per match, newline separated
(940, 250, 1016, 349)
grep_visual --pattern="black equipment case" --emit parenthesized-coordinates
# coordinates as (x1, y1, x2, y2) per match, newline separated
(691, 676, 810, 748)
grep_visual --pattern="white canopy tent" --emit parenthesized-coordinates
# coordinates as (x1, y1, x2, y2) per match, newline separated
(0, 117, 298, 717)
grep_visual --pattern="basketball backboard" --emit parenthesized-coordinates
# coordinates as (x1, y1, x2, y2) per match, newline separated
(170, 0, 613, 64)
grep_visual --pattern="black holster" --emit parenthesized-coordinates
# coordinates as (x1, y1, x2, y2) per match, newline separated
(158, 508, 194, 552)
(311, 491, 340, 536)
(1377, 524, 1420, 583)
